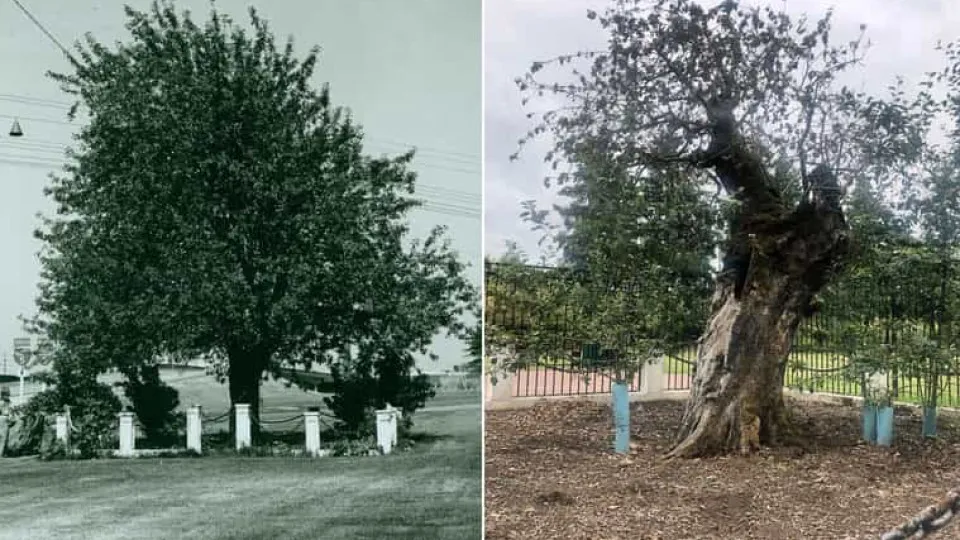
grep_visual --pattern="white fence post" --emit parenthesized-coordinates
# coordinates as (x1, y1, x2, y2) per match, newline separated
(118, 412, 135, 457)
(55, 413, 69, 446)
(640, 356, 665, 396)
(375, 404, 399, 454)
(187, 405, 202, 453)
(235, 404, 251, 450)
(304, 411, 320, 457)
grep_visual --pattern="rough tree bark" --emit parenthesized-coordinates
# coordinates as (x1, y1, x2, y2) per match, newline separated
(665, 102, 849, 458)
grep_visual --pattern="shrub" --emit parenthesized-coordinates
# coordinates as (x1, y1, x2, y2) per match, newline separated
(15, 377, 121, 458)
(39, 438, 68, 461)
(324, 364, 376, 437)
(324, 349, 436, 438)
(1, 408, 47, 457)
(328, 437, 378, 457)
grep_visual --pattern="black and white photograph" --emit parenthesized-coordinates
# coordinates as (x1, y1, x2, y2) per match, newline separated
(0, 1, 481, 538)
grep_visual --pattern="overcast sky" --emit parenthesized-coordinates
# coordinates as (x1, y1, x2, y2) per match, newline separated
(0, 0, 480, 373)
(484, 0, 960, 263)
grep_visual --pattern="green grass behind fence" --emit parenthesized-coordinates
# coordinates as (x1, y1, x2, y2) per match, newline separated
(519, 347, 960, 408)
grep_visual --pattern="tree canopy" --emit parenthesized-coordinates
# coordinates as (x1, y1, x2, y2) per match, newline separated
(517, 0, 935, 228)
(30, 1, 475, 432)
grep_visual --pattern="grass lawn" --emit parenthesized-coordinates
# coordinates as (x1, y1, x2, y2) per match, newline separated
(0, 370, 481, 539)
(0, 397, 481, 540)
(524, 344, 960, 407)
(94, 369, 480, 436)
(659, 346, 960, 407)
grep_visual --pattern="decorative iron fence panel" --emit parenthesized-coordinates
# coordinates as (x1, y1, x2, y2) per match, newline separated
(485, 258, 960, 405)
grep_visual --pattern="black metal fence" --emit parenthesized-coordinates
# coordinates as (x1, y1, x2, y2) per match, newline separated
(485, 258, 960, 406)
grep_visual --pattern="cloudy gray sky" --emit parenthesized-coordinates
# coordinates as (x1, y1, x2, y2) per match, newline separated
(0, 0, 480, 373)
(484, 0, 960, 262)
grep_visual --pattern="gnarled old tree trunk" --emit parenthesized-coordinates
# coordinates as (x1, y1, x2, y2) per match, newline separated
(665, 102, 849, 458)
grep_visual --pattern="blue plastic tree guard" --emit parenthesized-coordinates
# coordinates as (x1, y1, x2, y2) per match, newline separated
(876, 405, 894, 447)
(861, 404, 877, 444)
(612, 382, 630, 454)
(922, 406, 937, 438)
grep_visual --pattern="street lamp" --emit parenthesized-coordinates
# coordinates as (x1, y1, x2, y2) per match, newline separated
(8, 118, 23, 137)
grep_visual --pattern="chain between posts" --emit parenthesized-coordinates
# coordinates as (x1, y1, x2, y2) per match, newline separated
(881, 488, 960, 539)
(200, 410, 230, 423)
(253, 413, 304, 426)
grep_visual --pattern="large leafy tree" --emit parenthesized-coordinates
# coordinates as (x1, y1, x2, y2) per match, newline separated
(32, 1, 474, 438)
(517, 0, 935, 457)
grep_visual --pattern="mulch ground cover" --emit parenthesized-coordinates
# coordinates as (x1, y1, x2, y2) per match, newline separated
(485, 397, 960, 539)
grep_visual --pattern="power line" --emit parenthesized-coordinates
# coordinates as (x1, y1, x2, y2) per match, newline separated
(365, 144, 479, 172)
(0, 95, 480, 161)
(0, 106, 480, 162)
(0, 113, 75, 127)
(0, 144, 481, 204)
(368, 136, 479, 161)
(9, 0, 76, 64)
(419, 204, 481, 220)
(0, 155, 66, 170)
(0, 94, 70, 107)
(417, 185, 480, 205)
(0, 136, 481, 197)
(0, 148, 481, 205)
(366, 140, 479, 165)
(0, 151, 63, 164)
(415, 198, 480, 214)
(0, 137, 480, 176)
(0, 114, 481, 175)
(0, 154, 479, 217)
(0, 94, 73, 109)
(0, 155, 481, 220)
(0, 141, 69, 154)
(366, 145, 478, 169)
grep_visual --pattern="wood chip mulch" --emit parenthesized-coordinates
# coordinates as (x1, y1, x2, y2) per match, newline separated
(485, 398, 960, 540)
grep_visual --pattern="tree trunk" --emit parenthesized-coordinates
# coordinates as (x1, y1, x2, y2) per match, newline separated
(666, 184, 848, 458)
(666, 269, 805, 457)
(227, 353, 265, 444)
(655, 98, 850, 458)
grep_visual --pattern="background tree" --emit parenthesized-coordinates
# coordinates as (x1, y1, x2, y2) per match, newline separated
(461, 307, 482, 377)
(32, 1, 474, 440)
(516, 0, 935, 457)
(521, 139, 720, 342)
